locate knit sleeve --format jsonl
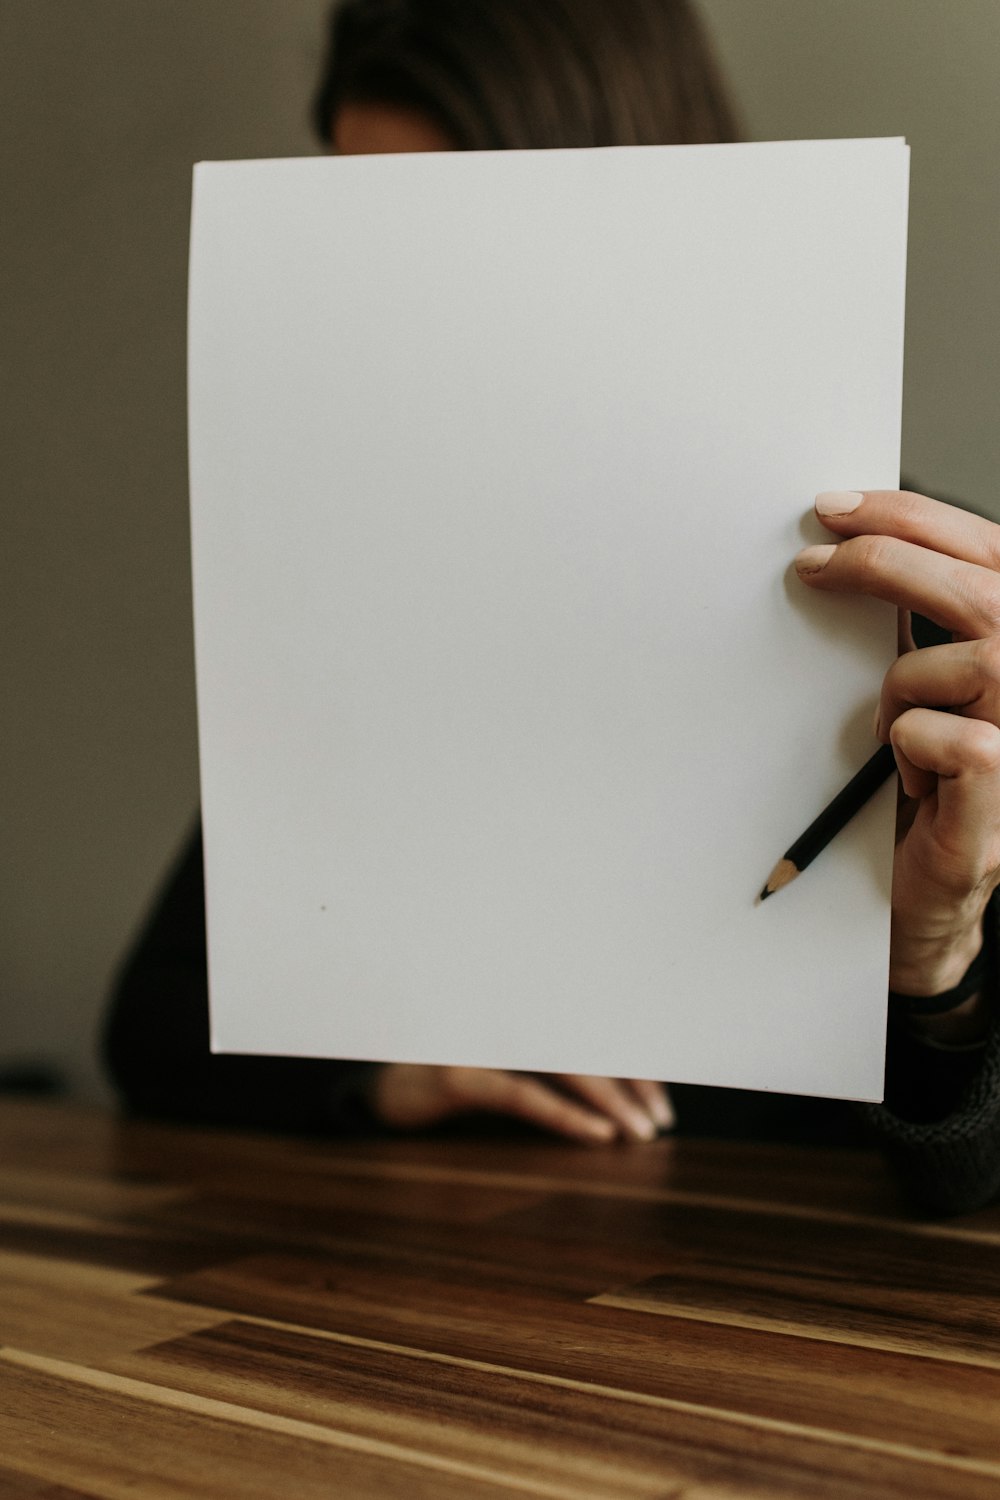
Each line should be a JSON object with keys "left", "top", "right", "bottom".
{"left": 102, "top": 824, "right": 382, "bottom": 1135}
{"left": 861, "top": 898, "right": 1000, "bottom": 1215}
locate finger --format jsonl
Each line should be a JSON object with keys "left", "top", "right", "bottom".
{"left": 625, "top": 1079, "right": 676, "bottom": 1131}
{"left": 814, "top": 490, "right": 1000, "bottom": 571}
{"left": 898, "top": 606, "right": 915, "bottom": 655}
{"left": 890, "top": 708, "right": 1000, "bottom": 873}
{"left": 879, "top": 638, "right": 1000, "bottom": 739}
{"left": 795, "top": 534, "right": 1000, "bottom": 641}
{"left": 559, "top": 1074, "right": 659, "bottom": 1140}
{"left": 889, "top": 720, "right": 936, "bottom": 802}
{"left": 458, "top": 1069, "right": 618, "bottom": 1144}
{"left": 370, "top": 1063, "right": 451, "bottom": 1129}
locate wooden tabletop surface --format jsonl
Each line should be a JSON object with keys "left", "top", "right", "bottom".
{"left": 3, "top": 1098, "right": 1000, "bottom": 1498}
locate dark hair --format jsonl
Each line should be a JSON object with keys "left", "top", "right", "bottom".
{"left": 313, "top": 0, "right": 738, "bottom": 151}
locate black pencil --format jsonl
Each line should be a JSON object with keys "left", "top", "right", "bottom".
{"left": 758, "top": 741, "right": 897, "bottom": 901}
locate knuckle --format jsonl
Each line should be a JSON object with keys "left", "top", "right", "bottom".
{"left": 967, "top": 510, "right": 1000, "bottom": 573}
{"left": 967, "top": 578, "right": 1000, "bottom": 634}
{"left": 976, "top": 636, "right": 1000, "bottom": 685}
{"left": 576, "top": 1077, "right": 609, "bottom": 1104}
{"left": 845, "top": 533, "right": 896, "bottom": 582}
{"left": 889, "top": 489, "right": 927, "bottom": 532}
{"left": 887, "top": 707, "right": 916, "bottom": 747}
{"left": 975, "top": 518, "right": 1000, "bottom": 571}
{"left": 962, "top": 719, "right": 1000, "bottom": 772}
{"left": 440, "top": 1067, "right": 475, "bottom": 1104}
{"left": 505, "top": 1075, "right": 539, "bottom": 1108}
{"left": 882, "top": 652, "right": 908, "bottom": 696}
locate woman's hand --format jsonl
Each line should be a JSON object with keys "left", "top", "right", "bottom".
{"left": 371, "top": 1063, "right": 673, "bottom": 1143}
{"left": 795, "top": 489, "right": 1000, "bottom": 1009}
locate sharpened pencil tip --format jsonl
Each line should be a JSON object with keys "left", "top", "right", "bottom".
{"left": 757, "top": 858, "right": 799, "bottom": 903}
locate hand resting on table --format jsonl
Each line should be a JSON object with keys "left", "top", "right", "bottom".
{"left": 371, "top": 1065, "right": 674, "bottom": 1142}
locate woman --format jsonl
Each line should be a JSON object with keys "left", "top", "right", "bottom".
{"left": 107, "top": 0, "right": 1000, "bottom": 1211}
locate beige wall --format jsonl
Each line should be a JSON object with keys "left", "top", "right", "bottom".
{"left": 701, "top": 0, "right": 1000, "bottom": 515}
{"left": 1, "top": 0, "right": 331, "bottom": 1097}
{"left": 2, "top": 1, "right": 998, "bottom": 1099}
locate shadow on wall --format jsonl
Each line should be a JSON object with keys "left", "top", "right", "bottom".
{"left": 0, "top": 1060, "right": 66, "bottom": 1098}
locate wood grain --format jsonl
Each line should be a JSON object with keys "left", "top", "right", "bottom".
{"left": 0, "top": 1249, "right": 221, "bottom": 1363}
{"left": 3, "top": 1098, "right": 1000, "bottom": 1498}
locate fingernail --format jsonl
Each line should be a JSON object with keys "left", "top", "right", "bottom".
{"left": 589, "top": 1117, "right": 617, "bottom": 1141}
{"left": 627, "top": 1111, "right": 657, "bottom": 1141}
{"left": 873, "top": 704, "right": 883, "bottom": 740}
{"left": 795, "top": 544, "right": 836, "bottom": 575}
{"left": 648, "top": 1092, "right": 675, "bottom": 1130}
{"left": 816, "top": 490, "right": 863, "bottom": 516}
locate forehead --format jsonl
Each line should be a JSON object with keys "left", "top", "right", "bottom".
{"left": 331, "top": 101, "right": 456, "bottom": 155}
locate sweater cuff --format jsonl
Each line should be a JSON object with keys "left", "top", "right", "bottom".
{"left": 861, "top": 1015, "right": 1000, "bottom": 1213}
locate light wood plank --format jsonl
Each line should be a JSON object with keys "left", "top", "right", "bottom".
{"left": 0, "top": 1354, "right": 536, "bottom": 1500}
{"left": 0, "top": 1249, "right": 224, "bottom": 1362}
{"left": 0, "top": 1166, "right": 184, "bottom": 1219}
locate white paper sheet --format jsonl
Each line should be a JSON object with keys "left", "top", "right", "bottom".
{"left": 189, "top": 138, "right": 909, "bottom": 1102}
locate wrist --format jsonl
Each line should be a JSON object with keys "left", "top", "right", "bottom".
{"left": 888, "top": 914, "right": 985, "bottom": 998}
{"left": 888, "top": 915, "right": 992, "bottom": 1046}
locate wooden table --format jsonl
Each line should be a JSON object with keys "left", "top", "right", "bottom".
{"left": 3, "top": 1099, "right": 1000, "bottom": 1498}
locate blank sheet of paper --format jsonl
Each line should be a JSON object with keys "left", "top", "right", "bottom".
{"left": 189, "top": 138, "right": 908, "bottom": 1102}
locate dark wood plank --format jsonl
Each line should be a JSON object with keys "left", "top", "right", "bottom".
{"left": 0, "top": 1206, "right": 264, "bottom": 1281}
{"left": 148, "top": 1190, "right": 670, "bottom": 1295}
{"left": 0, "top": 1465, "right": 98, "bottom": 1499}
{"left": 0, "top": 1098, "right": 326, "bottom": 1189}
{"left": 491, "top": 1191, "right": 1000, "bottom": 1363}
{"left": 7, "top": 1099, "right": 1000, "bottom": 1498}
{"left": 102, "top": 1322, "right": 1000, "bottom": 1500}
{"left": 152, "top": 1181, "right": 1000, "bottom": 1366}
{"left": 149, "top": 1251, "right": 1000, "bottom": 1464}
{"left": 309, "top": 1132, "right": 916, "bottom": 1221}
